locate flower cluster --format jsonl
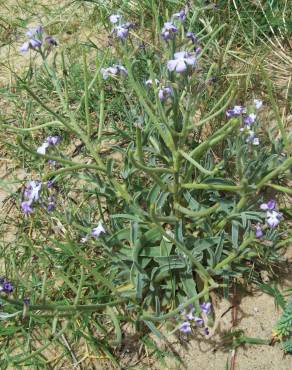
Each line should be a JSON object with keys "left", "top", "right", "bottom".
{"left": 20, "top": 25, "right": 57, "bottom": 53}
{"left": 101, "top": 65, "right": 128, "bottom": 80}
{"left": 21, "top": 179, "right": 58, "bottom": 215}
{"left": 260, "top": 199, "right": 282, "bottom": 228}
{"left": 21, "top": 180, "right": 42, "bottom": 215}
{"left": 161, "top": 9, "right": 186, "bottom": 41}
{"left": 37, "top": 135, "right": 60, "bottom": 155}
{"left": 227, "top": 99, "right": 263, "bottom": 145}
{"left": 145, "top": 79, "right": 173, "bottom": 102}
{"left": 109, "top": 14, "right": 133, "bottom": 40}
{"left": 167, "top": 51, "right": 196, "bottom": 73}
{"left": 0, "top": 277, "right": 14, "bottom": 294}
{"left": 179, "top": 301, "right": 211, "bottom": 335}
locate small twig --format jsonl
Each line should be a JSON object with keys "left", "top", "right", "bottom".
{"left": 61, "top": 334, "right": 81, "bottom": 370}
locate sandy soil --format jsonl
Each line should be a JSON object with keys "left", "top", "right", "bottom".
{"left": 160, "top": 286, "right": 292, "bottom": 370}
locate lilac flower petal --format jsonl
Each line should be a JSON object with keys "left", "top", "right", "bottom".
{"left": 260, "top": 203, "right": 269, "bottom": 211}
{"left": 37, "top": 142, "right": 49, "bottom": 155}
{"left": 186, "top": 32, "right": 197, "bottom": 44}
{"left": 254, "top": 99, "right": 263, "bottom": 109}
{"left": 116, "top": 65, "right": 128, "bottom": 75}
{"left": 267, "top": 199, "right": 276, "bottom": 210}
{"left": 47, "top": 202, "right": 55, "bottom": 212}
{"left": 20, "top": 41, "right": 30, "bottom": 53}
{"left": 167, "top": 59, "right": 178, "bottom": 72}
{"left": 174, "top": 51, "right": 187, "bottom": 59}
{"left": 175, "top": 60, "right": 187, "bottom": 73}
{"left": 2, "top": 281, "right": 14, "bottom": 293}
{"left": 266, "top": 211, "right": 282, "bottom": 228}
{"left": 200, "top": 302, "right": 211, "bottom": 314}
{"left": 161, "top": 22, "right": 177, "bottom": 40}
{"left": 145, "top": 79, "right": 159, "bottom": 87}
{"left": 29, "top": 38, "right": 42, "bottom": 49}
{"left": 173, "top": 10, "right": 186, "bottom": 22}
{"left": 21, "top": 201, "right": 33, "bottom": 215}
{"left": 204, "top": 327, "right": 210, "bottom": 335}
{"left": 46, "top": 136, "right": 60, "bottom": 146}
{"left": 255, "top": 224, "right": 263, "bottom": 238}
{"left": 194, "top": 316, "right": 204, "bottom": 325}
{"left": 185, "top": 56, "right": 196, "bottom": 66}
{"left": 179, "top": 321, "right": 192, "bottom": 333}
{"left": 114, "top": 26, "right": 129, "bottom": 39}
{"left": 45, "top": 35, "right": 57, "bottom": 46}
{"left": 109, "top": 14, "right": 121, "bottom": 24}
{"left": 92, "top": 222, "right": 106, "bottom": 238}
{"left": 244, "top": 113, "right": 257, "bottom": 125}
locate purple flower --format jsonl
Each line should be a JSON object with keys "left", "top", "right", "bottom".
{"left": 109, "top": 14, "right": 121, "bottom": 24}
{"left": 2, "top": 281, "right": 14, "bottom": 293}
{"left": 186, "top": 32, "right": 197, "bottom": 44}
{"left": 244, "top": 113, "right": 256, "bottom": 125}
{"left": 145, "top": 79, "right": 159, "bottom": 87}
{"left": 179, "top": 321, "right": 192, "bottom": 333}
{"left": 255, "top": 223, "right": 264, "bottom": 238}
{"left": 26, "top": 25, "right": 43, "bottom": 38}
{"left": 195, "top": 47, "right": 201, "bottom": 55}
{"left": 167, "top": 51, "right": 196, "bottom": 73}
{"left": 45, "top": 35, "right": 57, "bottom": 46}
{"left": 47, "top": 201, "right": 55, "bottom": 212}
{"left": 226, "top": 105, "right": 246, "bottom": 117}
{"left": 23, "top": 297, "right": 30, "bottom": 305}
{"left": 260, "top": 199, "right": 276, "bottom": 211}
{"left": 37, "top": 142, "right": 49, "bottom": 155}
{"left": 101, "top": 65, "right": 127, "bottom": 80}
{"left": 46, "top": 136, "right": 60, "bottom": 146}
{"left": 200, "top": 302, "right": 211, "bottom": 315}
{"left": 204, "top": 327, "right": 210, "bottom": 335}
{"left": 21, "top": 201, "right": 33, "bottom": 215}
{"left": 245, "top": 129, "right": 259, "bottom": 145}
{"left": 172, "top": 10, "right": 186, "bottom": 22}
{"left": 161, "top": 22, "right": 178, "bottom": 41}
{"left": 116, "top": 65, "right": 128, "bottom": 76}
{"left": 20, "top": 26, "right": 44, "bottom": 53}
{"left": 241, "top": 126, "right": 259, "bottom": 145}
{"left": 101, "top": 66, "right": 118, "bottom": 80}
{"left": 113, "top": 25, "right": 129, "bottom": 39}
{"left": 194, "top": 316, "right": 204, "bottom": 326}
{"left": 266, "top": 210, "right": 282, "bottom": 228}
{"left": 92, "top": 222, "right": 106, "bottom": 238}
{"left": 254, "top": 99, "right": 263, "bottom": 109}
{"left": 158, "top": 86, "right": 173, "bottom": 101}
{"left": 47, "top": 180, "right": 54, "bottom": 188}
{"left": 25, "top": 181, "right": 42, "bottom": 203}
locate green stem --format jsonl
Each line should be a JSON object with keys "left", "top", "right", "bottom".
{"left": 2, "top": 121, "right": 63, "bottom": 132}
{"left": 0, "top": 295, "right": 125, "bottom": 312}
{"left": 213, "top": 235, "right": 254, "bottom": 271}
{"left": 256, "top": 157, "right": 292, "bottom": 189}
{"left": 182, "top": 182, "right": 241, "bottom": 191}
{"left": 266, "top": 183, "right": 292, "bottom": 195}
{"left": 140, "top": 284, "right": 220, "bottom": 321}
{"left": 174, "top": 203, "right": 219, "bottom": 218}
{"left": 179, "top": 150, "right": 217, "bottom": 175}
{"left": 42, "top": 164, "right": 104, "bottom": 181}
{"left": 83, "top": 50, "right": 91, "bottom": 137}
